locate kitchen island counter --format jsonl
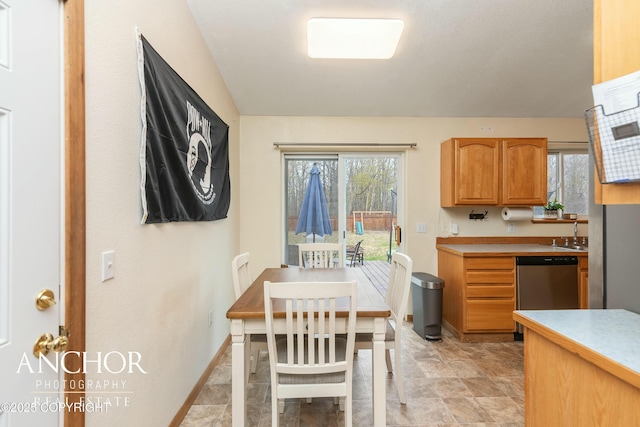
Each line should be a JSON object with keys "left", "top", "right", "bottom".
{"left": 514, "top": 309, "right": 640, "bottom": 426}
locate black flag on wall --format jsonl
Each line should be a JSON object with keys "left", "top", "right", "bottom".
{"left": 138, "top": 34, "right": 230, "bottom": 223}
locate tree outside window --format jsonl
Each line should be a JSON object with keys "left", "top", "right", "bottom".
{"left": 535, "top": 150, "right": 589, "bottom": 217}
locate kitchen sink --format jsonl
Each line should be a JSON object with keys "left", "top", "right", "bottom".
{"left": 548, "top": 244, "right": 588, "bottom": 251}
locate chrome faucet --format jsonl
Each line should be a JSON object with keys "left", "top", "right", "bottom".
{"left": 573, "top": 221, "right": 578, "bottom": 245}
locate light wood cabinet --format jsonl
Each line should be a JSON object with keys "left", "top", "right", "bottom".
{"left": 466, "top": 300, "right": 516, "bottom": 332}
{"left": 464, "top": 257, "right": 516, "bottom": 332}
{"left": 440, "top": 137, "right": 547, "bottom": 207}
{"left": 593, "top": 0, "right": 640, "bottom": 204}
{"left": 441, "top": 138, "right": 500, "bottom": 205}
{"left": 501, "top": 139, "right": 548, "bottom": 205}
{"left": 515, "top": 311, "right": 640, "bottom": 426}
{"left": 439, "top": 251, "right": 516, "bottom": 341}
{"left": 578, "top": 256, "right": 589, "bottom": 308}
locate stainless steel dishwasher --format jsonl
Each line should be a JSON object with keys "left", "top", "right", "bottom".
{"left": 516, "top": 255, "right": 579, "bottom": 333}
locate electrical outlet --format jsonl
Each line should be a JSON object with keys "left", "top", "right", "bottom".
{"left": 440, "top": 222, "right": 449, "bottom": 234}
{"left": 208, "top": 309, "right": 213, "bottom": 327}
{"left": 507, "top": 223, "right": 516, "bottom": 233}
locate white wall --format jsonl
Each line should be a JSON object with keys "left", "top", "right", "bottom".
{"left": 239, "top": 116, "right": 589, "bottom": 275}
{"left": 84, "top": 1, "right": 239, "bottom": 425}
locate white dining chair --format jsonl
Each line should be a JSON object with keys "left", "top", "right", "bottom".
{"left": 298, "top": 242, "right": 343, "bottom": 268}
{"left": 305, "top": 234, "right": 325, "bottom": 243}
{"left": 354, "top": 252, "right": 413, "bottom": 404}
{"left": 264, "top": 280, "right": 357, "bottom": 427}
{"left": 231, "top": 252, "right": 268, "bottom": 374}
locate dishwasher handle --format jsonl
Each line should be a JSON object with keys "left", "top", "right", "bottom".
{"left": 516, "top": 256, "right": 578, "bottom": 266}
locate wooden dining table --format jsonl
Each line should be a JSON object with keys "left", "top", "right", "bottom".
{"left": 226, "top": 266, "right": 391, "bottom": 427}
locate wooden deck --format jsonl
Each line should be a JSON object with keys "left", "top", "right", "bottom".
{"left": 355, "top": 260, "right": 390, "bottom": 297}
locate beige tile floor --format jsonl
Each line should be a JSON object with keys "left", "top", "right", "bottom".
{"left": 180, "top": 324, "right": 524, "bottom": 426}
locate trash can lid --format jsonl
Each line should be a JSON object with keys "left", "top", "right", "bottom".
{"left": 411, "top": 272, "right": 445, "bottom": 289}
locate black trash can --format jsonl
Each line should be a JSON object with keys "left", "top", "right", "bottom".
{"left": 411, "top": 272, "right": 445, "bottom": 341}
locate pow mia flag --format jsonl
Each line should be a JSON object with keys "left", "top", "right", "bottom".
{"left": 137, "top": 34, "right": 230, "bottom": 223}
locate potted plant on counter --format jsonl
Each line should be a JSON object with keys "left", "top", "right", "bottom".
{"left": 543, "top": 199, "right": 564, "bottom": 219}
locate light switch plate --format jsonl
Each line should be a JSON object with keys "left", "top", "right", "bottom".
{"left": 101, "top": 250, "right": 115, "bottom": 282}
{"left": 416, "top": 223, "right": 427, "bottom": 233}
{"left": 451, "top": 222, "right": 459, "bottom": 235}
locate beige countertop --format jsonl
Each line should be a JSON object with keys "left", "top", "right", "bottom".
{"left": 514, "top": 309, "right": 640, "bottom": 381}
{"left": 436, "top": 243, "right": 588, "bottom": 256}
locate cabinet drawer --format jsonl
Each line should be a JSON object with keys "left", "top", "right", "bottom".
{"left": 465, "top": 299, "right": 516, "bottom": 332}
{"left": 465, "top": 257, "right": 514, "bottom": 270}
{"left": 467, "top": 285, "right": 515, "bottom": 298}
{"left": 466, "top": 270, "right": 514, "bottom": 284}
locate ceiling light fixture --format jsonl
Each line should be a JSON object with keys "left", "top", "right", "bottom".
{"left": 307, "top": 18, "right": 404, "bottom": 59}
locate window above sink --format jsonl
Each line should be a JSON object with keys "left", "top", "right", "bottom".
{"left": 533, "top": 143, "right": 589, "bottom": 221}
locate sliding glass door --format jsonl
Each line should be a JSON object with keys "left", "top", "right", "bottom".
{"left": 343, "top": 155, "right": 401, "bottom": 264}
{"left": 284, "top": 153, "right": 402, "bottom": 266}
{"left": 284, "top": 156, "right": 339, "bottom": 265}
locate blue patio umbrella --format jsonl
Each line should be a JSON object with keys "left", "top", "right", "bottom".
{"left": 295, "top": 164, "right": 332, "bottom": 242}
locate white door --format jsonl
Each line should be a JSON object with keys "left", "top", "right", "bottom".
{"left": 0, "top": 0, "right": 63, "bottom": 425}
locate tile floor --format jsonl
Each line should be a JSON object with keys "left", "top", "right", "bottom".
{"left": 180, "top": 324, "right": 524, "bottom": 426}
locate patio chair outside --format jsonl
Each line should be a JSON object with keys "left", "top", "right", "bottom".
{"left": 345, "top": 240, "right": 363, "bottom": 267}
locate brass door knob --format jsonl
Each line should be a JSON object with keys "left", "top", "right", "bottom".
{"left": 35, "top": 289, "right": 57, "bottom": 311}
{"left": 51, "top": 335, "right": 69, "bottom": 353}
{"left": 33, "top": 332, "right": 68, "bottom": 358}
{"left": 33, "top": 333, "right": 54, "bottom": 358}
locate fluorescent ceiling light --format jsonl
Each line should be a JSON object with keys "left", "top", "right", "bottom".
{"left": 307, "top": 18, "right": 404, "bottom": 59}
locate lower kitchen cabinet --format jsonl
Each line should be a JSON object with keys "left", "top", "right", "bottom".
{"left": 515, "top": 310, "right": 640, "bottom": 426}
{"left": 579, "top": 256, "right": 589, "bottom": 308}
{"left": 439, "top": 251, "right": 516, "bottom": 342}
{"left": 437, "top": 242, "right": 589, "bottom": 342}
{"left": 466, "top": 300, "right": 516, "bottom": 331}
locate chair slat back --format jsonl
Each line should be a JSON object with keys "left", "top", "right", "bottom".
{"left": 385, "top": 252, "right": 413, "bottom": 323}
{"left": 264, "top": 281, "right": 357, "bottom": 375}
{"left": 231, "top": 252, "right": 252, "bottom": 299}
{"left": 298, "top": 243, "right": 343, "bottom": 268}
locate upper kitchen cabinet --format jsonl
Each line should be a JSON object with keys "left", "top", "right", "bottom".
{"left": 593, "top": 0, "right": 640, "bottom": 204}
{"left": 441, "top": 138, "right": 499, "bottom": 206}
{"left": 441, "top": 137, "right": 547, "bottom": 207}
{"left": 501, "top": 139, "right": 547, "bottom": 205}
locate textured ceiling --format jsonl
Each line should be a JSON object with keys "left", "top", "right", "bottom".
{"left": 187, "top": 0, "right": 593, "bottom": 118}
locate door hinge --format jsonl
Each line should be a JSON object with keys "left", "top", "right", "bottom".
{"left": 59, "top": 325, "right": 70, "bottom": 338}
